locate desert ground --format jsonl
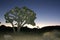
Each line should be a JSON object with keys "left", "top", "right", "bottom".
{"left": 0, "top": 30, "right": 60, "bottom": 40}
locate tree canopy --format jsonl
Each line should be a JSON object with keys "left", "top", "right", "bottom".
{"left": 4, "top": 6, "right": 36, "bottom": 32}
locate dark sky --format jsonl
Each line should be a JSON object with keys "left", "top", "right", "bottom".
{"left": 0, "top": 0, "right": 60, "bottom": 28}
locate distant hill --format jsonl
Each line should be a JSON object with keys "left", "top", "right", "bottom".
{"left": 0, "top": 25, "right": 60, "bottom": 34}
{"left": 20, "top": 25, "right": 60, "bottom": 33}
{"left": 40, "top": 26, "right": 60, "bottom": 33}
{"left": 0, "top": 25, "right": 13, "bottom": 32}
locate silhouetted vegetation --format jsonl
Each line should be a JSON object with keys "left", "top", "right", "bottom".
{"left": 0, "top": 25, "right": 13, "bottom": 33}
{"left": 0, "top": 25, "right": 60, "bottom": 34}
{"left": 0, "top": 22, "right": 1, "bottom": 24}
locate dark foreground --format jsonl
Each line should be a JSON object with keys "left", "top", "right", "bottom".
{"left": 0, "top": 25, "right": 60, "bottom": 40}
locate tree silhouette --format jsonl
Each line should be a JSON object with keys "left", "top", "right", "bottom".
{"left": 0, "top": 22, "right": 1, "bottom": 24}
{"left": 4, "top": 6, "right": 36, "bottom": 32}
{"left": 0, "top": 22, "right": 1, "bottom": 26}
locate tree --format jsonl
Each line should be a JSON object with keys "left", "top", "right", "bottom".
{"left": 0, "top": 22, "right": 1, "bottom": 24}
{"left": 0, "top": 22, "right": 1, "bottom": 26}
{"left": 4, "top": 6, "right": 36, "bottom": 32}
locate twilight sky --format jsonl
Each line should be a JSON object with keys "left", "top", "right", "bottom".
{"left": 0, "top": 0, "right": 60, "bottom": 28}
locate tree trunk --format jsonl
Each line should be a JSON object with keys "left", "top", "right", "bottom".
{"left": 11, "top": 23, "right": 16, "bottom": 33}
{"left": 17, "top": 27, "right": 20, "bottom": 33}
{"left": 17, "top": 22, "right": 21, "bottom": 33}
{"left": 17, "top": 24, "right": 21, "bottom": 32}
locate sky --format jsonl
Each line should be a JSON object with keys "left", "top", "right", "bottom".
{"left": 0, "top": 0, "right": 60, "bottom": 28}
